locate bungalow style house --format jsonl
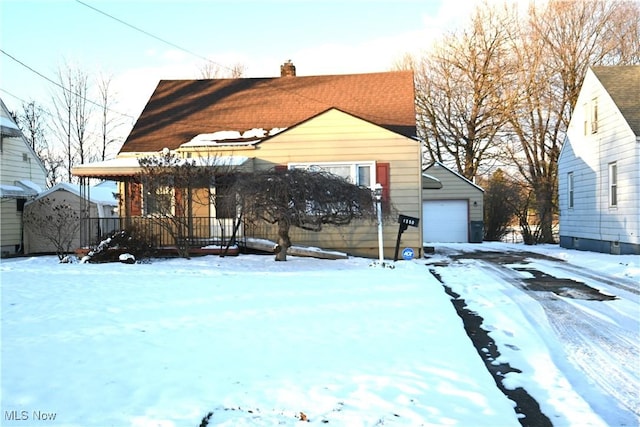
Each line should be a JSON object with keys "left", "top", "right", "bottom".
{"left": 73, "top": 63, "right": 423, "bottom": 259}
{"left": 0, "top": 97, "right": 47, "bottom": 257}
{"left": 558, "top": 65, "right": 640, "bottom": 255}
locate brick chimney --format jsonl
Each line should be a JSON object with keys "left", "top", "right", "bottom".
{"left": 280, "top": 60, "right": 296, "bottom": 77}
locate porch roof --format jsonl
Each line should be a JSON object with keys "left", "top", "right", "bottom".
{"left": 72, "top": 156, "right": 250, "bottom": 180}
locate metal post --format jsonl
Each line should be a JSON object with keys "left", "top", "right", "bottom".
{"left": 374, "top": 183, "right": 384, "bottom": 265}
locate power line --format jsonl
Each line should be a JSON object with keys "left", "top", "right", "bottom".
{"left": 75, "top": 0, "right": 232, "bottom": 73}
{"left": 0, "top": 49, "right": 135, "bottom": 120}
{"left": 73, "top": 0, "right": 404, "bottom": 126}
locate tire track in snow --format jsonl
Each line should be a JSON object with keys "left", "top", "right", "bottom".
{"left": 472, "top": 258, "right": 639, "bottom": 421}
{"left": 542, "top": 298, "right": 639, "bottom": 417}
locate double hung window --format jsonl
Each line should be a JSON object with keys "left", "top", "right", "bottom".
{"left": 289, "top": 161, "right": 376, "bottom": 188}
{"left": 144, "top": 186, "right": 173, "bottom": 215}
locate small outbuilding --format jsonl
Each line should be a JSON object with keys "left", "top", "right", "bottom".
{"left": 24, "top": 181, "right": 118, "bottom": 254}
{"left": 422, "top": 162, "right": 484, "bottom": 244}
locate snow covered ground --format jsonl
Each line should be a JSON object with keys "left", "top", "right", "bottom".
{"left": 1, "top": 243, "right": 638, "bottom": 427}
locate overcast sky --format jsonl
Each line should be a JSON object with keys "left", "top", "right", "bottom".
{"left": 1, "top": 0, "right": 478, "bottom": 121}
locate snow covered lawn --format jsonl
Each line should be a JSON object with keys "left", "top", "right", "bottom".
{"left": 1, "top": 245, "right": 637, "bottom": 426}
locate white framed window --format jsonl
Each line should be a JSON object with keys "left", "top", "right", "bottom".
{"left": 567, "top": 172, "right": 574, "bottom": 209}
{"left": 288, "top": 161, "right": 376, "bottom": 188}
{"left": 608, "top": 162, "right": 617, "bottom": 207}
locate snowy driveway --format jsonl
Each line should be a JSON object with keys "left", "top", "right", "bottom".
{"left": 427, "top": 244, "right": 639, "bottom": 426}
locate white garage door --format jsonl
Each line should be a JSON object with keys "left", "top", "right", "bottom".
{"left": 423, "top": 200, "right": 468, "bottom": 243}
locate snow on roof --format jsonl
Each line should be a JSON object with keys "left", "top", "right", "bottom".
{"left": 89, "top": 181, "right": 119, "bottom": 205}
{"left": 422, "top": 173, "right": 441, "bottom": 182}
{"left": 0, "top": 180, "right": 42, "bottom": 198}
{"left": 73, "top": 155, "right": 250, "bottom": 178}
{"left": 1, "top": 120, "right": 23, "bottom": 137}
{"left": 33, "top": 182, "right": 118, "bottom": 206}
{"left": 424, "top": 161, "right": 485, "bottom": 192}
{"left": 1, "top": 115, "right": 20, "bottom": 131}
{"left": 181, "top": 127, "right": 287, "bottom": 148}
{"left": 74, "top": 157, "right": 141, "bottom": 170}
{"left": 0, "top": 185, "right": 27, "bottom": 198}
{"left": 16, "top": 179, "right": 42, "bottom": 194}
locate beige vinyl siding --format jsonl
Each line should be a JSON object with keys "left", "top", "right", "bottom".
{"left": 23, "top": 190, "right": 103, "bottom": 254}
{"left": 252, "top": 109, "right": 422, "bottom": 258}
{"left": 422, "top": 164, "right": 484, "bottom": 222}
{"left": 139, "top": 109, "right": 422, "bottom": 258}
{"left": 0, "top": 198, "right": 23, "bottom": 253}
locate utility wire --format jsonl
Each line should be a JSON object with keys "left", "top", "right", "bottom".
{"left": 75, "top": 0, "right": 231, "bottom": 73}
{"left": 0, "top": 88, "right": 125, "bottom": 143}
{"left": 0, "top": 49, "right": 136, "bottom": 120}
{"left": 73, "top": 0, "right": 403, "bottom": 126}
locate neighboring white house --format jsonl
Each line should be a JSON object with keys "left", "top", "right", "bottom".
{"left": 558, "top": 65, "right": 640, "bottom": 255}
{"left": 0, "top": 97, "right": 47, "bottom": 256}
{"left": 23, "top": 181, "right": 119, "bottom": 254}
{"left": 422, "top": 161, "right": 484, "bottom": 244}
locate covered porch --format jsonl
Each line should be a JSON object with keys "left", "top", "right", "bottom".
{"left": 71, "top": 156, "right": 252, "bottom": 256}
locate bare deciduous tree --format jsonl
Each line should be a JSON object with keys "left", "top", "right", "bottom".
{"left": 18, "top": 100, "right": 48, "bottom": 158}
{"left": 51, "top": 61, "right": 94, "bottom": 183}
{"left": 481, "top": 169, "right": 523, "bottom": 241}
{"left": 96, "top": 73, "right": 123, "bottom": 161}
{"left": 23, "top": 197, "right": 83, "bottom": 260}
{"left": 199, "top": 61, "right": 246, "bottom": 79}
{"left": 16, "top": 100, "right": 65, "bottom": 188}
{"left": 414, "top": 1, "right": 518, "bottom": 180}
{"left": 503, "top": 0, "right": 638, "bottom": 243}
{"left": 232, "top": 168, "right": 376, "bottom": 261}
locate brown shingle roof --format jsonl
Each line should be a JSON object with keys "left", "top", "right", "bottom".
{"left": 119, "top": 71, "right": 417, "bottom": 153}
{"left": 592, "top": 65, "right": 640, "bottom": 135}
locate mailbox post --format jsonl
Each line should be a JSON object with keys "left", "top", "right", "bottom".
{"left": 394, "top": 214, "right": 420, "bottom": 261}
{"left": 373, "top": 183, "right": 384, "bottom": 265}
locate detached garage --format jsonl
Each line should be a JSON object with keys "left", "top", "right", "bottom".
{"left": 422, "top": 162, "right": 484, "bottom": 244}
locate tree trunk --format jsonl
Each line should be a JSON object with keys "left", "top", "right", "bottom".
{"left": 275, "top": 219, "right": 291, "bottom": 261}
{"left": 535, "top": 188, "right": 556, "bottom": 244}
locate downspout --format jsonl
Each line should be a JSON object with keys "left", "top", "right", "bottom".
{"left": 19, "top": 199, "right": 24, "bottom": 254}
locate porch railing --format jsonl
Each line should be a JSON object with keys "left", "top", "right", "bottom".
{"left": 79, "top": 216, "right": 245, "bottom": 249}
{"left": 79, "top": 216, "right": 325, "bottom": 253}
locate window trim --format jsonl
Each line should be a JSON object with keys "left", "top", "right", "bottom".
{"left": 591, "top": 98, "right": 598, "bottom": 134}
{"left": 608, "top": 162, "right": 617, "bottom": 207}
{"left": 288, "top": 161, "right": 377, "bottom": 188}
{"left": 143, "top": 184, "right": 174, "bottom": 216}
{"left": 567, "top": 172, "right": 574, "bottom": 209}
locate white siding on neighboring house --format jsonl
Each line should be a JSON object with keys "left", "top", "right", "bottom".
{"left": 558, "top": 66, "right": 640, "bottom": 254}
{"left": 0, "top": 98, "right": 47, "bottom": 256}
